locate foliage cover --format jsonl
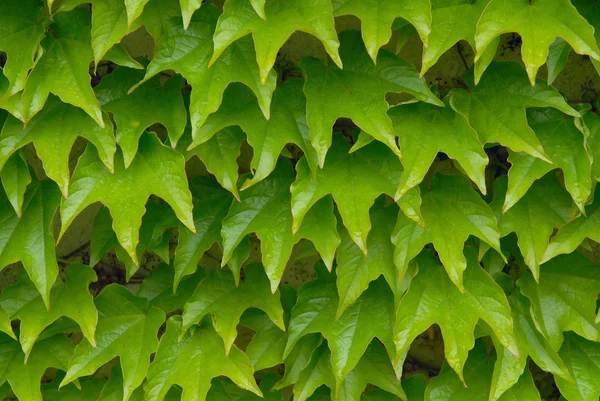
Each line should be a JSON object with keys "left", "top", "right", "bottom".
{"left": 0, "top": 0, "right": 600, "bottom": 400}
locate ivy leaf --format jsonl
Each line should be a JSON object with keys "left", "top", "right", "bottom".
{"left": 181, "top": 264, "right": 285, "bottom": 352}
{"left": 293, "top": 341, "right": 335, "bottom": 401}
{"left": 56, "top": 0, "right": 142, "bottom": 66}
{"left": 242, "top": 285, "right": 296, "bottom": 371}
{"left": 389, "top": 100, "right": 488, "bottom": 196}
{"left": 274, "top": 334, "right": 323, "bottom": 390}
{"left": 332, "top": 0, "right": 430, "bottom": 62}
{"left": 90, "top": 201, "right": 177, "bottom": 279}
{"left": 95, "top": 67, "right": 187, "bottom": 168}
{"left": 42, "top": 378, "right": 105, "bottom": 401}
{"left": 0, "top": 307, "right": 14, "bottom": 340}
{"left": 487, "top": 289, "right": 572, "bottom": 401}
{"left": 60, "top": 132, "right": 195, "bottom": 266}
{"left": 0, "top": 96, "right": 115, "bottom": 197}
{"left": 556, "top": 332, "right": 600, "bottom": 401}
{"left": 124, "top": 0, "right": 150, "bottom": 25}
{"left": 60, "top": 285, "right": 166, "bottom": 401}
{"left": 133, "top": 4, "right": 276, "bottom": 143}
{"left": 0, "top": 333, "right": 73, "bottom": 401}
{"left": 138, "top": 0, "right": 182, "bottom": 40}
{"left": 392, "top": 174, "right": 502, "bottom": 290}
{"left": 543, "top": 186, "right": 600, "bottom": 262}
{"left": 292, "top": 135, "right": 421, "bottom": 255}
{"left": 285, "top": 264, "right": 396, "bottom": 385}
{"left": 185, "top": 126, "right": 244, "bottom": 199}
{"left": 144, "top": 316, "right": 261, "bottom": 401}
{"left": 546, "top": 38, "right": 572, "bottom": 85}
{"left": 518, "top": 252, "right": 600, "bottom": 350}
{"left": 475, "top": 0, "right": 600, "bottom": 84}
{"left": 0, "top": 151, "right": 31, "bottom": 216}
{"left": 395, "top": 249, "right": 517, "bottom": 382}
{"left": 174, "top": 177, "right": 233, "bottom": 290}
{"left": 97, "top": 366, "right": 144, "bottom": 401}
{"left": 0, "top": 0, "right": 47, "bottom": 97}
{"left": 425, "top": 340, "right": 539, "bottom": 401}
{"left": 137, "top": 263, "right": 206, "bottom": 315}
{"left": 0, "top": 180, "right": 61, "bottom": 308}
{"left": 420, "top": 0, "right": 495, "bottom": 78}
{"left": 212, "top": 0, "right": 341, "bottom": 83}
{"left": 192, "top": 79, "right": 319, "bottom": 191}
{"left": 337, "top": 341, "right": 406, "bottom": 401}
{"left": 301, "top": 30, "right": 442, "bottom": 166}
{"left": 208, "top": 375, "right": 282, "bottom": 401}
{"left": 21, "top": 8, "right": 104, "bottom": 127}
{"left": 222, "top": 159, "right": 340, "bottom": 291}
{"left": 449, "top": 62, "right": 579, "bottom": 162}
{"left": 490, "top": 175, "right": 572, "bottom": 280}
{"left": 0, "top": 264, "right": 97, "bottom": 360}
{"left": 510, "top": 108, "right": 592, "bottom": 213}
{"left": 335, "top": 203, "right": 398, "bottom": 317}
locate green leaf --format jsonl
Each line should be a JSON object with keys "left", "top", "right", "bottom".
{"left": 394, "top": 249, "right": 517, "bottom": 382}
{"left": 518, "top": 252, "right": 600, "bottom": 350}
{"left": 420, "top": 0, "right": 495, "bottom": 78}
{"left": 392, "top": 174, "right": 502, "bottom": 290}
{"left": 510, "top": 108, "right": 592, "bottom": 213}
{"left": 337, "top": 341, "right": 406, "bottom": 401}
{"left": 193, "top": 79, "right": 319, "bottom": 191}
{"left": 60, "top": 132, "right": 195, "bottom": 266}
{"left": 490, "top": 174, "right": 572, "bottom": 280}
{"left": 212, "top": 0, "right": 341, "bottom": 82}
{"left": 138, "top": 0, "right": 182, "bottom": 40}
{"left": 21, "top": 8, "right": 104, "bottom": 127}
{"left": 546, "top": 38, "right": 572, "bottom": 85}
{"left": 292, "top": 135, "right": 421, "bottom": 256}
{"left": 487, "top": 289, "right": 571, "bottom": 401}
{"left": 0, "top": 0, "right": 46, "bottom": 97}
{"left": 98, "top": 366, "right": 144, "bottom": 401}
{"left": 42, "top": 378, "right": 105, "bottom": 401}
{"left": 301, "top": 30, "right": 442, "bottom": 166}
{"left": 181, "top": 263, "right": 285, "bottom": 352}
{"left": 242, "top": 285, "right": 296, "bottom": 371}
{"left": 274, "top": 334, "right": 323, "bottom": 390}
{"left": 173, "top": 176, "right": 233, "bottom": 290}
{"left": 556, "top": 332, "right": 600, "bottom": 401}
{"left": 61, "top": 285, "right": 166, "bottom": 401}
{"left": 0, "top": 151, "right": 31, "bottom": 216}
{"left": 144, "top": 316, "right": 261, "bottom": 401}
{"left": 222, "top": 159, "right": 340, "bottom": 291}
{"left": 0, "top": 96, "right": 115, "bottom": 197}
{"left": 104, "top": 44, "right": 144, "bottom": 70}
{"left": 389, "top": 100, "right": 488, "bottom": 195}
{"left": 0, "top": 180, "right": 61, "bottom": 308}
{"left": 133, "top": 4, "right": 276, "bottom": 143}
{"left": 184, "top": 126, "right": 244, "bottom": 199}
{"left": 57, "top": 0, "right": 142, "bottom": 67}
{"left": 475, "top": 0, "right": 600, "bottom": 84}
{"left": 292, "top": 341, "right": 335, "bottom": 401}
{"left": 208, "top": 375, "right": 282, "bottom": 401}
{"left": 0, "top": 333, "right": 73, "bottom": 401}
{"left": 285, "top": 264, "right": 396, "bottom": 385}
{"left": 95, "top": 67, "right": 187, "bottom": 167}
{"left": 543, "top": 186, "right": 600, "bottom": 262}
{"left": 137, "top": 263, "right": 206, "bottom": 315}
{"left": 0, "top": 306, "right": 15, "bottom": 340}
{"left": 335, "top": 203, "right": 398, "bottom": 317}
{"left": 90, "top": 201, "right": 177, "bottom": 280}
{"left": 332, "top": 0, "right": 430, "bottom": 62}
{"left": 425, "top": 339, "right": 493, "bottom": 401}
{"left": 449, "top": 62, "right": 579, "bottom": 162}
{"left": 0, "top": 264, "right": 97, "bottom": 360}
{"left": 584, "top": 109, "right": 600, "bottom": 182}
